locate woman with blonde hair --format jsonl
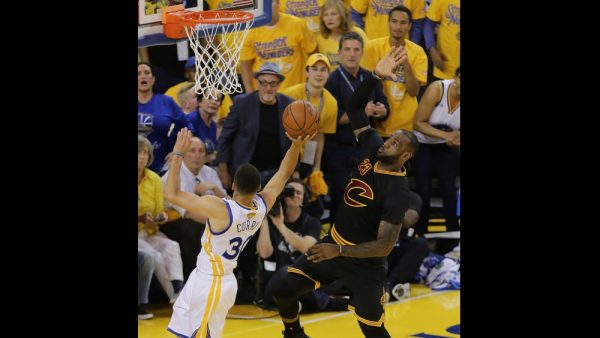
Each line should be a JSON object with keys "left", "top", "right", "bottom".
{"left": 317, "top": 0, "right": 368, "bottom": 70}
{"left": 138, "top": 134, "right": 185, "bottom": 304}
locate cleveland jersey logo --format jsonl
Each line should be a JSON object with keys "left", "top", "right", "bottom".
{"left": 344, "top": 178, "right": 374, "bottom": 207}
{"left": 358, "top": 159, "right": 372, "bottom": 176}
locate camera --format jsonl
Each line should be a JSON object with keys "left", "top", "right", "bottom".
{"left": 282, "top": 186, "right": 295, "bottom": 198}
{"left": 269, "top": 186, "right": 296, "bottom": 217}
{"left": 269, "top": 196, "right": 283, "bottom": 217}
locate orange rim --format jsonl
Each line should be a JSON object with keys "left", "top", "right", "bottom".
{"left": 166, "top": 10, "right": 254, "bottom": 27}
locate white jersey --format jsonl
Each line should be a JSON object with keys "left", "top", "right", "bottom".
{"left": 414, "top": 79, "right": 461, "bottom": 144}
{"left": 196, "top": 194, "right": 267, "bottom": 276}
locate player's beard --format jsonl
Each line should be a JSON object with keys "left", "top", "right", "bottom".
{"left": 376, "top": 153, "right": 397, "bottom": 165}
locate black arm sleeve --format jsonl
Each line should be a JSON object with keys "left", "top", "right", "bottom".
{"left": 348, "top": 74, "right": 384, "bottom": 156}
{"left": 346, "top": 74, "right": 378, "bottom": 131}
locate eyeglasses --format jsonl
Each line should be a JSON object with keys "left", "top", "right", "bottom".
{"left": 258, "top": 80, "right": 280, "bottom": 88}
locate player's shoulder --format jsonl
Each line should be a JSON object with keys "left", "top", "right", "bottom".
{"left": 380, "top": 175, "right": 410, "bottom": 201}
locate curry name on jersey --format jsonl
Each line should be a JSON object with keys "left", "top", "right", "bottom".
{"left": 196, "top": 195, "right": 267, "bottom": 275}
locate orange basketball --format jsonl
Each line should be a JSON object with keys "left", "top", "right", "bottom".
{"left": 282, "top": 100, "right": 320, "bottom": 138}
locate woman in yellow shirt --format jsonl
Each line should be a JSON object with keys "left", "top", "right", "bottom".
{"left": 316, "top": 0, "right": 368, "bottom": 70}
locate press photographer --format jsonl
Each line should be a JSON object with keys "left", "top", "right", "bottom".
{"left": 255, "top": 178, "right": 347, "bottom": 312}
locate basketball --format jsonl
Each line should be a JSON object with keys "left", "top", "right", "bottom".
{"left": 282, "top": 100, "right": 320, "bottom": 138}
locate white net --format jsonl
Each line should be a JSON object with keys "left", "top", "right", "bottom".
{"left": 184, "top": 12, "right": 254, "bottom": 100}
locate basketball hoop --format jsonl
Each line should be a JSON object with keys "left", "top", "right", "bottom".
{"left": 163, "top": 5, "right": 255, "bottom": 99}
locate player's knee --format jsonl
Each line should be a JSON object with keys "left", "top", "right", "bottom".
{"left": 267, "top": 269, "right": 296, "bottom": 302}
{"left": 268, "top": 268, "right": 312, "bottom": 304}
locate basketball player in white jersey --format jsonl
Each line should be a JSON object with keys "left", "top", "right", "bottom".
{"left": 164, "top": 127, "right": 313, "bottom": 338}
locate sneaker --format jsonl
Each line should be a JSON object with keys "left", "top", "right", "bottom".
{"left": 282, "top": 327, "right": 310, "bottom": 338}
{"left": 138, "top": 305, "right": 154, "bottom": 320}
{"left": 391, "top": 283, "right": 410, "bottom": 301}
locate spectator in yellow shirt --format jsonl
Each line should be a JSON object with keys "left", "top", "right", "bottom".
{"left": 240, "top": 0, "right": 317, "bottom": 92}
{"left": 361, "top": 5, "right": 428, "bottom": 137}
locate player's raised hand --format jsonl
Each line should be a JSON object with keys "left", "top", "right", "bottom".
{"left": 173, "top": 128, "right": 193, "bottom": 154}
{"left": 374, "top": 46, "right": 408, "bottom": 82}
{"left": 285, "top": 132, "right": 317, "bottom": 147}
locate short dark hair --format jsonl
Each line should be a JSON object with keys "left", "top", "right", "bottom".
{"left": 338, "top": 31, "right": 364, "bottom": 51}
{"left": 285, "top": 177, "right": 310, "bottom": 206}
{"left": 455, "top": 66, "right": 460, "bottom": 77}
{"left": 389, "top": 5, "right": 412, "bottom": 23}
{"left": 233, "top": 164, "right": 261, "bottom": 195}
{"left": 399, "top": 129, "right": 419, "bottom": 154}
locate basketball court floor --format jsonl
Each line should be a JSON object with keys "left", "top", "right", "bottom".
{"left": 138, "top": 285, "right": 460, "bottom": 337}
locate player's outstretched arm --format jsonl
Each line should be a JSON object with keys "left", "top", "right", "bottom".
{"left": 259, "top": 133, "right": 314, "bottom": 210}
{"left": 306, "top": 220, "right": 401, "bottom": 262}
{"left": 164, "top": 128, "right": 227, "bottom": 221}
{"left": 347, "top": 47, "right": 407, "bottom": 136}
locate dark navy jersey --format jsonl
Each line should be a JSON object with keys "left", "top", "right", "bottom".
{"left": 325, "top": 129, "right": 410, "bottom": 267}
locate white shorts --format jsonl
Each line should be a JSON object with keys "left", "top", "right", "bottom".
{"left": 167, "top": 268, "right": 237, "bottom": 338}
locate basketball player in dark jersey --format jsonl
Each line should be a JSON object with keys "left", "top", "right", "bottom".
{"left": 269, "top": 47, "right": 418, "bottom": 338}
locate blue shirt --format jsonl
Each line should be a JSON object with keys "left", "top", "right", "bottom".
{"left": 138, "top": 94, "right": 196, "bottom": 173}
{"left": 187, "top": 110, "right": 218, "bottom": 154}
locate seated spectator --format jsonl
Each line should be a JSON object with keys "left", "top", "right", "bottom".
{"left": 138, "top": 250, "right": 155, "bottom": 320}
{"left": 256, "top": 179, "right": 348, "bottom": 312}
{"left": 160, "top": 136, "right": 227, "bottom": 280}
{"left": 138, "top": 134, "right": 185, "bottom": 303}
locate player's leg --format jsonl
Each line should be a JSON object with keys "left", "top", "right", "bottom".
{"left": 347, "top": 272, "right": 391, "bottom": 338}
{"left": 167, "top": 271, "right": 218, "bottom": 338}
{"left": 269, "top": 256, "right": 334, "bottom": 337}
{"left": 207, "top": 274, "right": 238, "bottom": 338}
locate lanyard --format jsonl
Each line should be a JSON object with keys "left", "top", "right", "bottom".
{"left": 305, "top": 83, "right": 324, "bottom": 113}
{"left": 338, "top": 67, "right": 363, "bottom": 93}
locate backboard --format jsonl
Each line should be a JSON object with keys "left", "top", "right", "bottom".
{"left": 138, "top": 0, "right": 272, "bottom": 47}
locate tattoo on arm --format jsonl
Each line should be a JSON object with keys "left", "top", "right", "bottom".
{"left": 341, "top": 220, "right": 401, "bottom": 258}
